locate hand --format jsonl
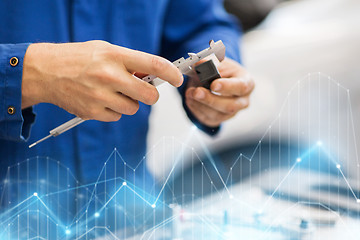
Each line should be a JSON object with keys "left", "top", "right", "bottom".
{"left": 185, "top": 58, "right": 254, "bottom": 127}
{"left": 21, "top": 40, "right": 183, "bottom": 121}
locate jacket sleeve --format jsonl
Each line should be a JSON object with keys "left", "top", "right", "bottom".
{"left": 0, "top": 43, "right": 36, "bottom": 142}
{"left": 160, "top": 0, "right": 242, "bottom": 136}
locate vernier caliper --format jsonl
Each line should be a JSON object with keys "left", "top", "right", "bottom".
{"left": 29, "top": 40, "right": 226, "bottom": 148}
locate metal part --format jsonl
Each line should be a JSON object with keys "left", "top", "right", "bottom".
{"left": 195, "top": 60, "right": 221, "bottom": 89}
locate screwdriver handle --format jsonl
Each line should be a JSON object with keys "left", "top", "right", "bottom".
{"left": 49, "top": 117, "right": 85, "bottom": 137}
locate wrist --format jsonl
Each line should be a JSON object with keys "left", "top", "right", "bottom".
{"left": 21, "top": 43, "right": 48, "bottom": 108}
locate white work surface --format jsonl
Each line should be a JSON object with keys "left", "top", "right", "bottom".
{"left": 180, "top": 169, "right": 360, "bottom": 240}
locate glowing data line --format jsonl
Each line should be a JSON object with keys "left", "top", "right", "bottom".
{"left": 76, "top": 226, "right": 121, "bottom": 240}
{"left": 153, "top": 129, "right": 196, "bottom": 206}
{"left": 123, "top": 185, "right": 154, "bottom": 207}
{"left": 346, "top": 91, "right": 360, "bottom": 167}
{"left": 36, "top": 196, "right": 67, "bottom": 231}
{"left": 337, "top": 167, "right": 359, "bottom": 201}
{"left": 96, "top": 184, "right": 125, "bottom": 214}
{"left": 260, "top": 144, "right": 323, "bottom": 211}
{"left": 0, "top": 194, "right": 34, "bottom": 219}
{"left": 260, "top": 160, "right": 299, "bottom": 212}
{"left": 140, "top": 215, "right": 178, "bottom": 240}
{"left": 194, "top": 131, "right": 232, "bottom": 197}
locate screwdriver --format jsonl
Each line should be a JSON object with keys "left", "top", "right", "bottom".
{"left": 28, "top": 74, "right": 162, "bottom": 148}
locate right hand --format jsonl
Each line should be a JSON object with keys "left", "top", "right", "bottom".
{"left": 21, "top": 40, "right": 183, "bottom": 121}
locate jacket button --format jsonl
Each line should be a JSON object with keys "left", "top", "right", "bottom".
{"left": 10, "top": 57, "right": 19, "bottom": 67}
{"left": 7, "top": 106, "right": 15, "bottom": 115}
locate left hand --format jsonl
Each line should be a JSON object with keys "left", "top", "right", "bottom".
{"left": 185, "top": 58, "right": 254, "bottom": 127}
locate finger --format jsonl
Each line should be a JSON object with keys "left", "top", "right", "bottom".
{"left": 210, "top": 75, "right": 254, "bottom": 97}
{"left": 186, "top": 98, "right": 221, "bottom": 127}
{"left": 186, "top": 98, "right": 235, "bottom": 126}
{"left": 98, "top": 108, "right": 122, "bottom": 122}
{"left": 120, "top": 47, "right": 183, "bottom": 87}
{"left": 110, "top": 71, "right": 160, "bottom": 105}
{"left": 105, "top": 92, "right": 139, "bottom": 116}
{"left": 186, "top": 87, "right": 250, "bottom": 114}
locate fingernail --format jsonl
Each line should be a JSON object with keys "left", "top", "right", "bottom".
{"left": 213, "top": 83, "right": 222, "bottom": 92}
{"left": 195, "top": 90, "right": 205, "bottom": 100}
{"left": 178, "top": 75, "right": 184, "bottom": 87}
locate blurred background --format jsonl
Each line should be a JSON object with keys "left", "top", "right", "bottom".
{"left": 147, "top": 0, "right": 360, "bottom": 188}
{"left": 2, "top": 1, "right": 359, "bottom": 238}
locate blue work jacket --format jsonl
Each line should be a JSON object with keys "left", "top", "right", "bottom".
{"left": 0, "top": 0, "right": 241, "bottom": 187}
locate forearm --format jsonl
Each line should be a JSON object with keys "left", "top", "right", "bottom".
{"left": 21, "top": 43, "right": 50, "bottom": 109}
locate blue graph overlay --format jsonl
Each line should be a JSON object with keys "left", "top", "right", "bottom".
{"left": 1, "top": 73, "right": 360, "bottom": 239}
